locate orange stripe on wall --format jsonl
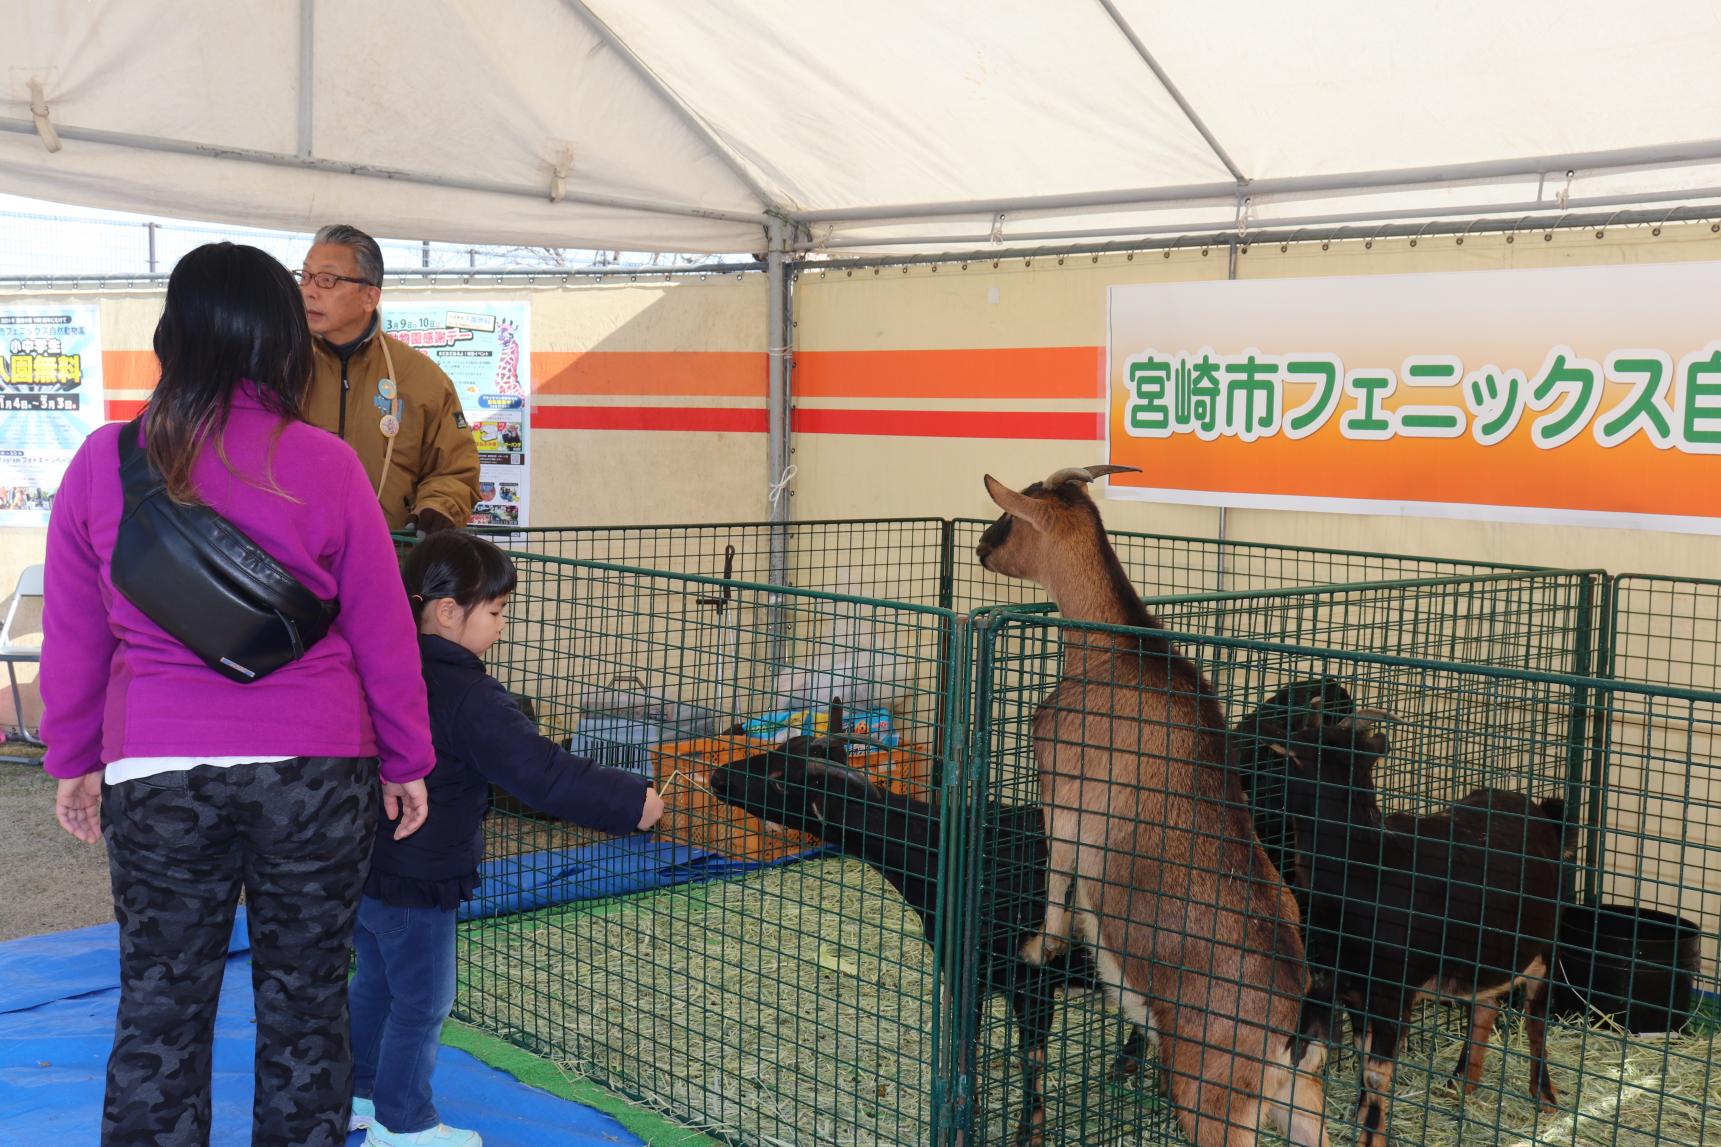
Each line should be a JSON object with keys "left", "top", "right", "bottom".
{"left": 794, "top": 347, "right": 1104, "bottom": 400}
{"left": 529, "top": 405, "right": 1103, "bottom": 439}
{"left": 794, "top": 408, "right": 1104, "bottom": 440}
{"left": 104, "top": 349, "right": 159, "bottom": 391}
{"left": 533, "top": 405, "right": 767, "bottom": 433}
{"left": 532, "top": 351, "right": 765, "bottom": 397}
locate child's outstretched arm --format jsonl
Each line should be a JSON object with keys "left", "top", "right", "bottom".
{"left": 453, "top": 673, "right": 651, "bottom": 835}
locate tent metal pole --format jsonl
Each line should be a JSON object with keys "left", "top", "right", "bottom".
{"left": 561, "top": 0, "right": 783, "bottom": 217}
{"left": 783, "top": 204, "right": 1721, "bottom": 269}
{"left": 1096, "top": 0, "right": 1245, "bottom": 185}
{"left": 0, "top": 118, "right": 772, "bottom": 227}
{"left": 765, "top": 220, "right": 793, "bottom": 666}
{"left": 1214, "top": 235, "right": 1239, "bottom": 609}
{"left": 766, "top": 219, "right": 791, "bottom": 547}
{"left": 796, "top": 185, "right": 1721, "bottom": 251}
{"left": 297, "top": 0, "right": 315, "bottom": 159}
{"left": 788, "top": 138, "right": 1721, "bottom": 225}
{"left": 0, "top": 261, "right": 770, "bottom": 290}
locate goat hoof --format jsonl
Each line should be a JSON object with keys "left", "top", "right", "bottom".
{"left": 1019, "top": 934, "right": 1068, "bottom": 966}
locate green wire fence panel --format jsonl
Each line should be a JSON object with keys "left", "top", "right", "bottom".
{"left": 969, "top": 611, "right": 1718, "bottom": 1147}
{"left": 472, "top": 518, "right": 1545, "bottom": 616}
{"left": 1597, "top": 576, "right": 1721, "bottom": 916}
{"left": 979, "top": 572, "right": 1606, "bottom": 840}
{"left": 1608, "top": 575, "right": 1721, "bottom": 694}
{"left": 460, "top": 552, "right": 969, "bottom": 1146}
{"left": 948, "top": 518, "right": 1542, "bottom": 613}
{"left": 445, "top": 537, "right": 1715, "bottom": 1147}
{"left": 473, "top": 519, "right": 954, "bottom": 606}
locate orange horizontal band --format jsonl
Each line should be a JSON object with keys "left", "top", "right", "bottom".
{"left": 795, "top": 347, "right": 1105, "bottom": 400}
{"left": 532, "top": 351, "right": 765, "bottom": 397}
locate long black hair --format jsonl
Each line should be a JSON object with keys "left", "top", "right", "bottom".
{"left": 147, "top": 242, "right": 312, "bottom": 502}
{"left": 403, "top": 531, "right": 518, "bottom": 624}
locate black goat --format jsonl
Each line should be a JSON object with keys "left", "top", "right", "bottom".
{"left": 1274, "top": 716, "right": 1572, "bottom": 1147}
{"left": 708, "top": 722, "right": 1147, "bottom": 1147}
{"left": 1229, "top": 677, "right": 1355, "bottom": 885}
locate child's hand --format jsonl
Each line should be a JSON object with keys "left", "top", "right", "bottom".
{"left": 637, "top": 786, "right": 665, "bottom": 832}
{"left": 383, "top": 778, "right": 430, "bottom": 840}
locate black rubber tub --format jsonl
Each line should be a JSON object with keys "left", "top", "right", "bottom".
{"left": 1550, "top": 903, "right": 1702, "bottom": 1032}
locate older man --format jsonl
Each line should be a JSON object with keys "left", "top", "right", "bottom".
{"left": 297, "top": 224, "right": 479, "bottom": 533}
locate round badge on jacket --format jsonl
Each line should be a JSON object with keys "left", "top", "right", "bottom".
{"left": 380, "top": 414, "right": 401, "bottom": 438}
{"left": 377, "top": 378, "right": 398, "bottom": 401}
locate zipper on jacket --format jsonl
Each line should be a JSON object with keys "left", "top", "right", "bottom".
{"left": 338, "top": 359, "right": 350, "bottom": 440}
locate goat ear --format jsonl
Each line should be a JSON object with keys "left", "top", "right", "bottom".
{"left": 983, "top": 474, "right": 1048, "bottom": 530}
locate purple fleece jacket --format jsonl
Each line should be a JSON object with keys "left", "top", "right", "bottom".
{"left": 40, "top": 389, "right": 435, "bottom": 784}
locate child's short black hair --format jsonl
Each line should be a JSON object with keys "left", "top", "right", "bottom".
{"left": 403, "top": 531, "right": 518, "bottom": 622}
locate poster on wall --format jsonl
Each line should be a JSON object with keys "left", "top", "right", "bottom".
{"left": 0, "top": 305, "right": 104, "bottom": 527}
{"left": 380, "top": 300, "right": 530, "bottom": 527}
{"left": 1108, "top": 262, "right": 1721, "bottom": 535}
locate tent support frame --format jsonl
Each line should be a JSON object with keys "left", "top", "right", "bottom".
{"left": 0, "top": 119, "right": 772, "bottom": 227}
{"left": 789, "top": 138, "right": 1721, "bottom": 227}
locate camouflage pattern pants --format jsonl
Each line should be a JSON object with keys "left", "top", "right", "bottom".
{"left": 100, "top": 756, "right": 379, "bottom": 1147}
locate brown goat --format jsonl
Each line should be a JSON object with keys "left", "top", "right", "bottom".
{"left": 976, "top": 465, "right": 1327, "bottom": 1147}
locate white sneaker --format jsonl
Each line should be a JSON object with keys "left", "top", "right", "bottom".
{"left": 349, "top": 1096, "right": 376, "bottom": 1132}
{"left": 364, "top": 1122, "right": 483, "bottom": 1146}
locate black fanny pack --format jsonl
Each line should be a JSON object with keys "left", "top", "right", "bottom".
{"left": 110, "top": 416, "right": 340, "bottom": 683}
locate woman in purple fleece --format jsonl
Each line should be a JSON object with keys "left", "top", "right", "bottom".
{"left": 39, "top": 242, "right": 436, "bottom": 1147}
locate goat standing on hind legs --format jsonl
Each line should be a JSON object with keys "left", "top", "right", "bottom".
{"left": 976, "top": 465, "right": 1328, "bottom": 1147}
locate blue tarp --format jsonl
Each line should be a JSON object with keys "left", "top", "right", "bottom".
{"left": 460, "top": 834, "right": 823, "bottom": 921}
{"left": 0, "top": 911, "right": 645, "bottom": 1146}
{"left": 0, "top": 838, "right": 821, "bottom": 1144}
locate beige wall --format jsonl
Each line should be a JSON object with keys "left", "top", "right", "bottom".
{"left": 7, "top": 225, "right": 1719, "bottom": 597}
{"left": 789, "top": 222, "right": 1721, "bottom": 578}
{"left": 0, "top": 276, "right": 769, "bottom": 592}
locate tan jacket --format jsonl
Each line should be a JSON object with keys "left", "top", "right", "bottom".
{"left": 307, "top": 322, "right": 481, "bottom": 531}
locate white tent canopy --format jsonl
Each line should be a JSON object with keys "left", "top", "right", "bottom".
{"left": 3, "top": 0, "right": 1721, "bottom": 255}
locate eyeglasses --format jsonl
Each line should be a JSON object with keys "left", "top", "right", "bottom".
{"left": 294, "top": 269, "right": 377, "bottom": 289}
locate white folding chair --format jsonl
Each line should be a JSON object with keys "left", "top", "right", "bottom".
{"left": 1, "top": 563, "right": 45, "bottom": 746}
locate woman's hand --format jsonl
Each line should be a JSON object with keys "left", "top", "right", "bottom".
{"left": 637, "top": 785, "right": 665, "bottom": 832}
{"left": 382, "top": 778, "right": 430, "bottom": 840}
{"left": 55, "top": 773, "right": 103, "bottom": 844}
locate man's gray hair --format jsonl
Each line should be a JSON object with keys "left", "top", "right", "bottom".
{"left": 312, "top": 223, "right": 385, "bottom": 287}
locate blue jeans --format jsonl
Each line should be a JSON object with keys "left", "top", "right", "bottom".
{"left": 349, "top": 896, "right": 458, "bottom": 1134}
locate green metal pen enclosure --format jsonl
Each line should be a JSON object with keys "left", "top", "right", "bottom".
{"left": 439, "top": 522, "right": 1716, "bottom": 1146}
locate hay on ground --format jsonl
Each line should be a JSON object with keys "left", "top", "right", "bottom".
{"left": 456, "top": 861, "right": 1721, "bottom": 1147}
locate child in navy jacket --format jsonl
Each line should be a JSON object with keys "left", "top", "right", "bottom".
{"left": 349, "top": 531, "right": 664, "bottom": 1146}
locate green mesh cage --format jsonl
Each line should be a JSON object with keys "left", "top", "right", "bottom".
{"left": 436, "top": 525, "right": 1715, "bottom": 1147}
{"left": 470, "top": 517, "right": 1543, "bottom": 614}
{"left": 966, "top": 612, "right": 1719, "bottom": 1147}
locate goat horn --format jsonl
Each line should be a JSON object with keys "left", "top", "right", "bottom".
{"left": 1043, "top": 463, "right": 1142, "bottom": 487}
{"left": 1338, "top": 708, "right": 1394, "bottom": 741}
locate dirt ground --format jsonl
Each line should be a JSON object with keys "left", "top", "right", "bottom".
{"left": 0, "top": 751, "right": 114, "bottom": 942}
